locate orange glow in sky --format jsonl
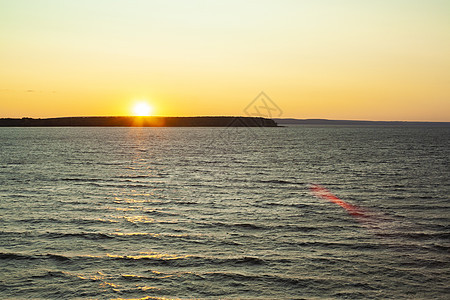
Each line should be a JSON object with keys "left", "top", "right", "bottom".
{"left": 1, "top": 1, "right": 449, "bottom": 121}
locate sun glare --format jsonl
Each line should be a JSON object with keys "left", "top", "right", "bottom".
{"left": 132, "top": 101, "right": 153, "bottom": 116}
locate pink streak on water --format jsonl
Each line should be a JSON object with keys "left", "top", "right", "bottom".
{"left": 310, "top": 184, "right": 368, "bottom": 219}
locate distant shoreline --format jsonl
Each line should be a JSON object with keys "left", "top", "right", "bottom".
{"left": 0, "top": 116, "right": 278, "bottom": 127}
{"left": 1, "top": 117, "right": 449, "bottom": 127}
{"left": 274, "top": 118, "right": 450, "bottom": 127}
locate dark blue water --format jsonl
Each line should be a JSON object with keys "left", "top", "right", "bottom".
{"left": 0, "top": 126, "right": 449, "bottom": 299}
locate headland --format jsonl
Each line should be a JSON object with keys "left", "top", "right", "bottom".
{"left": 0, "top": 116, "right": 278, "bottom": 127}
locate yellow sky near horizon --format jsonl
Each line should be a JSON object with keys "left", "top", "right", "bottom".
{"left": 1, "top": 0, "right": 449, "bottom": 121}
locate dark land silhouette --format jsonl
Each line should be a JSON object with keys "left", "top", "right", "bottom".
{"left": 0, "top": 116, "right": 278, "bottom": 127}
{"left": 275, "top": 118, "right": 450, "bottom": 126}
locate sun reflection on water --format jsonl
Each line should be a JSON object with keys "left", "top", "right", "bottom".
{"left": 106, "top": 252, "right": 188, "bottom": 260}
{"left": 121, "top": 215, "right": 154, "bottom": 223}
{"left": 111, "top": 232, "right": 160, "bottom": 237}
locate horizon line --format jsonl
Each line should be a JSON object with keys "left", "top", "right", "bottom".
{"left": 1, "top": 115, "right": 449, "bottom": 123}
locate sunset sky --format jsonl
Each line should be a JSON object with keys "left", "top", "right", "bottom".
{"left": 1, "top": 0, "right": 449, "bottom": 121}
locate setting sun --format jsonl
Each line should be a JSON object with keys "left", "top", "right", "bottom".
{"left": 132, "top": 101, "right": 153, "bottom": 116}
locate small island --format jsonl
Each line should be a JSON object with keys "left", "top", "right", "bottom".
{"left": 0, "top": 116, "right": 278, "bottom": 127}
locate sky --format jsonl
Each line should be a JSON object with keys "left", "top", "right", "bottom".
{"left": 1, "top": 0, "right": 449, "bottom": 121}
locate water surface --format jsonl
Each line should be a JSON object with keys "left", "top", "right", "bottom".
{"left": 0, "top": 126, "right": 449, "bottom": 299}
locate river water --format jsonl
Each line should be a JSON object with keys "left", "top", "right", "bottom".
{"left": 0, "top": 126, "right": 449, "bottom": 299}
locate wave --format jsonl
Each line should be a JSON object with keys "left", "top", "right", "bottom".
{"left": 0, "top": 252, "right": 31, "bottom": 260}
{"left": 0, "top": 252, "right": 70, "bottom": 261}
{"left": 10, "top": 217, "right": 119, "bottom": 225}
{"left": 0, "top": 251, "right": 278, "bottom": 267}
{"left": 218, "top": 222, "right": 267, "bottom": 230}
{"left": 58, "top": 177, "right": 105, "bottom": 182}
{"left": 202, "top": 271, "right": 330, "bottom": 287}
{"left": 376, "top": 231, "right": 450, "bottom": 241}
{"left": 88, "top": 182, "right": 167, "bottom": 189}
{"left": 194, "top": 221, "right": 333, "bottom": 233}
{"left": 197, "top": 221, "right": 269, "bottom": 230}
{"left": 144, "top": 210, "right": 179, "bottom": 217}
{"left": 258, "top": 179, "right": 304, "bottom": 185}
{"left": 1, "top": 230, "right": 146, "bottom": 241}
{"left": 44, "top": 232, "right": 116, "bottom": 240}
{"left": 115, "top": 175, "right": 154, "bottom": 179}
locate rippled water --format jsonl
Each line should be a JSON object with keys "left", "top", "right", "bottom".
{"left": 0, "top": 126, "right": 449, "bottom": 299}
